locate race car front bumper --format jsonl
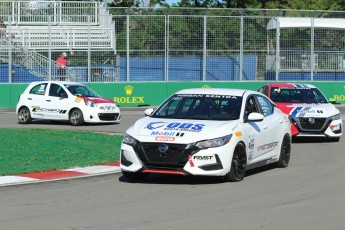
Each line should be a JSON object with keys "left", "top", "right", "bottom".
{"left": 120, "top": 142, "right": 233, "bottom": 177}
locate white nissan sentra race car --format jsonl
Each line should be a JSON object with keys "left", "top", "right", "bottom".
{"left": 16, "top": 81, "right": 121, "bottom": 126}
{"left": 258, "top": 83, "right": 343, "bottom": 141}
{"left": 120, "top": 88, "right": 291, "bottom": 182}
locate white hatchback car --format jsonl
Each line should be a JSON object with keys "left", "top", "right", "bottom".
{"left": 16, "top": 81, "right": 121, "bottom": 126}
{"left": 120, "top": 88, "right": 291, "bottom": 182}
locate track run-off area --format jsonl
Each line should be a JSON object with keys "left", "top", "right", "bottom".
{"left": 1, "top": 107, "right": 345, "bottom": 230}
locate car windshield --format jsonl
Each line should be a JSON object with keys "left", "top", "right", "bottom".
{"left": 64, "top": 84, "right": 99, "bottom": 97}
{"left": 270, "top": 87, "right": 328, "bottom": 103}
{"left": 151, "top": 94, "right": 242, "bottom": 120}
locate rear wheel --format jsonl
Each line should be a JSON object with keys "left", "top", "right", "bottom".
{"left": 224, "top": 142, "right": 247, "bottom": 182}
{"left": 122, "top": 170, "right": 148, "bottom": 181}
{"left": 18, "top": 107, "right": 32, "bottom": 124}
{"left": 276, "top": 134, "right": 291, "bottom": 168}
{"left": 69, "top": 108, "right": 84, "bottom": 126}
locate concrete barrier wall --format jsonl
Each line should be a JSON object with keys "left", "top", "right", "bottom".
{"left": 1, "top": 81, "right": 345, "bottom": 109}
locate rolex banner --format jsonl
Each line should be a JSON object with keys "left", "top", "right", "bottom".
{"left": 1, "top": 82, "right": 345, "bottom": 108}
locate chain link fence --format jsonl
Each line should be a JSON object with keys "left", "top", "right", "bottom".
{"left": 2, "top": 2, "right": 345, "bottom": 83}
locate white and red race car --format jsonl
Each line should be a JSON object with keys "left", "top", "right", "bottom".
{"left": 258, "top": 83, "right": 342, "bottom": 141}
{"left": 16, "top": 81, "right": 121, "bottom": 126}
{"left": 120, "top": 88, "right": 291, "bottom": 182}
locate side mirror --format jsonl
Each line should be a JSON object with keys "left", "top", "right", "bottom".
{"left": 144, "top": 108, "right": 154, "bottom": 116}
{"left": 247, "top": 112, "right": 264, "bottom": 122}
{"left": 329, "top": 98, "right": 339, "bottom": 104}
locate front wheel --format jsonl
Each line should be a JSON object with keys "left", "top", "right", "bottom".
{"left": 224, "top": 142, "right": 247, "bottom": 182}
{"left": 18, "top": 107, "right": 32, "bottom": 124}
{"left": 276, "top": 134, "right": 291, "bottom": 168}
{"left": 69, "top": 108, "right": 84, "bottom": 126}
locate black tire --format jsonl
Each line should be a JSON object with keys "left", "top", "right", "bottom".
{"left": 69, "top": 108, "right": 84, "bottom": 126}
{"left": 18, "top": 107, "right": 32, "bottom": 124}
{"left": 224, "top": 142, "right": 247, "bottom": 182}
{"left": 122, "top": 170, "right": 148, "bottom": 181}
{"left": 276, "top": 134, "right": 291, "bottom": 168}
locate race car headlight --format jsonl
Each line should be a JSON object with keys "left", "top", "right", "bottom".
{"left": 85, "top": 100, "right": 98, "bottom": 108}
{"left": 194, "top": 134, "right": 232, "bottom": 149}
{"left": 123, "top": 133, "right": 139, "bottom": 147}
{"left": 330, "top": 113, "right": 341, "bottom": 121}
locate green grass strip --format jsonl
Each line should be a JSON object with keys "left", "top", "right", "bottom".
{"left": 0, "top": 128, "right": 123, "bottom": 176}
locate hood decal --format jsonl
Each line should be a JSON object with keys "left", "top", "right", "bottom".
{"left": 146, "top": 122, "right": 205, "bottom": 132}
{"left": 147, "top": 122, "right": 166, "bottom": 130}
{"left": 80, "top": 96, "right": 114, "bottom": 104}
{"left": 290, "top": 106, "right": 311, "bottom": 118}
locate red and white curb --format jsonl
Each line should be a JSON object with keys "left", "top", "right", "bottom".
{"left": 0, "top": 162, "right": 121, "bottom": 187}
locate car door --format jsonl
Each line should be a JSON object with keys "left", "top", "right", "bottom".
{"left": 41, "top": 83, "right": 70, "bottom": 120}
{"left": 26, "top": 83, "right": 49, "bottom": 119}
{"left": 254, "top": 95, "right": 281, "bottom": 160}
{"left": 243, "top": 94, "right": 273, "bottom": 165}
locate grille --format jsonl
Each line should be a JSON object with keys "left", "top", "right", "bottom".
{"left": 137, "top": 142, "right": 188, "bottom": 168}
{"left": 298, "top": 117, "right": 327, "bottom": 131}
{"left": 98, "top": 113, "right": 119, "bottom": 121}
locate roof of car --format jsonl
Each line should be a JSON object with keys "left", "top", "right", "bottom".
{"left": 175, "top": 88, "right": 258, "bottom": 96}
{"left": 266, "top": 83, "right": 317, "bottom": 89}
{"left": 30, "top": 81, "right": 83, "bottom": 85}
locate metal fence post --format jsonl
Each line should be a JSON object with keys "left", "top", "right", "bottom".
{"left": 48, "top": 15, "right": 52, "bottom": 80}
{"left": 8, "top": 15, "right": 12, "bottom": 83}
{"left": 311, "top": 18, "right": 314, "bottom": 81}
{"left": 88, "top": 15, "right": 91, "bottom": 83}
{"left": 202, "top": 15, "right": 207, "bottom": 81}
{"left": 126, "top": 11, "right": 130, "bottom": 82}
{"left": 240, "top": 16, "right": 243, "bottom": 81}
{"left": 275, "top": 18, "right": 280, "bottom": 81}
{"left": 165, "top": 15, "right": 168, "bottom": 82}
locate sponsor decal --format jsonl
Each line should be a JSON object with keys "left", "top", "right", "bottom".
{"left": 234, "top": 131, "right": 242, "bottom": 138}
{"left": 266, "top": 156, "right": 279, "bottom": 164}
{"left": 155, "top": 136, "right": 175, "bottom": 141}
{"left": 290, "top": 107, "right": 314, "bottom": 118}
{"left": 146, "top": 122, "right": 205, "bottom": 132}
{"left": 32, "top": 108, "right": 67, "bottom": 114}
{"left": 296, "top": 109, "right": 323, "bottom": 114}
{"left": 113, "top": 85, "right": 145, "bottom": 104}
{"left": 202, "top": 85, "right": 211, "bottom": 88}
{"left": 257, "top": 141, "right": 279, "bottom": 151}
{"left": 151, "top": 131, "right": 185, "bottom": 137}
{"left": 193, "top": 156, "right": 214, "bottom": 160}
{"left": 147, "top": 122, "right": 166, "bottom": 130}
{"left": 176, "top": 94, "right": 237, "bottom": 99}
{"left": 75, "top": 97, "right": 83, "bottom": 103}
{"left": 248, "top": 153, "right": 253, "bottom": 161}
{"left": 248, "top": 138, "right": 255, "bottom": 151}
{"left": 192, "top": 155, "right": 217, "bottom": 164}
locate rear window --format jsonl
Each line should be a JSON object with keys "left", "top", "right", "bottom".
{"left": 29, "top": 83, "right": 48, "bottom": 95}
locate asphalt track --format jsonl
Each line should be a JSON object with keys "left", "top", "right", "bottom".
{"left": 1, "top": 107, "right": 345, "bottom": 230}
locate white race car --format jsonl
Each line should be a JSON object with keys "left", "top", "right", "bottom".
{"left": 120, "top": 88, "right": 291, "bottom": 182}
{"left": 16, "top": 81, "right": 121, "bottom": 126}
{"left": 258, "top": 83, "right": 343, "bottom": 141}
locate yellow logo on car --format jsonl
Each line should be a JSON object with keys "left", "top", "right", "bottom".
{"left": 235, "top": 131, "right": 242, "bottom": 137}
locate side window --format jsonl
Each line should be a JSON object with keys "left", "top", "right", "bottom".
{"left": 255, "top": 95, "right": 273, "bottom": 116}
{"left": 244, "top": 96, "right": 260, "bottom": 119}
{"left": 49, "top": 83, "right": 67, "bottom": 98}
{"left": 29, "top": 83, "right": 48, "bottom": 95}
